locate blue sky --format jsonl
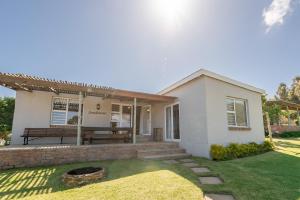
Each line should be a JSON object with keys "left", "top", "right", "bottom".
{"left": 0, "top": 0, "right": 299, "bottom": 98}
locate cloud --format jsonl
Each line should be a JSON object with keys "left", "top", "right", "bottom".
{"left": 263, "top": 0, "right": 292, "bottom": 32}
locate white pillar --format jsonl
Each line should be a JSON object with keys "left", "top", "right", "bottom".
{"left": 133, "top": 98, "right": 137, "bottom": 144}
{"left": 266, "top": 112, "right": 273, "bottom": 143}
{"left": 287, "top": 106, "right": 291, "bottom": 127}
{"left": 297, "top": 108, "right": 300, "bottom": 127}
{"left": 77, "top": 91, "right": 83, "bottom": 146}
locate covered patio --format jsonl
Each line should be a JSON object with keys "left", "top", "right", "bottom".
{"left": 266, "top": 100, "right": 300, "bottom": 133}
{"left": 0, "top": 72, "right": 176, "bottom": 145}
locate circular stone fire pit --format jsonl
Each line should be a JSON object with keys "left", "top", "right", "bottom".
{"left": 62, "top": 167, "right": 105, "bottom": 186}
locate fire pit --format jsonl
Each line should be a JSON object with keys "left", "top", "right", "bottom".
{"left": 62, "top": 167, "right": 105, "bottom": 186}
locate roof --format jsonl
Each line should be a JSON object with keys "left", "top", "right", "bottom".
{"left": 267, "top": 100, "right": 300, "bottom": 110}
{"left": 0, "top": 72, "right": 176, "bottom": 102}
{"left": 158, "top": 69, "right": 265, "bottom": 95}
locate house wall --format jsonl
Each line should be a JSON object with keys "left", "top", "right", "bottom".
{"left": 11, "top": 91, "right": 158, "bottom": 145}
{"left": 204, "top": 76, "right": 265, "bottom": 147}
{"left": 163, "top": 78, "right": 209, "bottom": 157}
{"left": 162, "top": 76, "right": 264, "bottom": 158}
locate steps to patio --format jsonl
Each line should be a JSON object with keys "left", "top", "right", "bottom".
{"left": 136, "top": 135, "right": 153, "bottom": 143}
{"left": 137, "top": 142, "right": 190, "bottom": 160}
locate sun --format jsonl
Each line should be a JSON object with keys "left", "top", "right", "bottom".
{"left": 150, "top": 0, "right": 189, "bottom": 30}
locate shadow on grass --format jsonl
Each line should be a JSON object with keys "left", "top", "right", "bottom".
{"left": 0, "top": 159, "right": 201, "bottom": 200}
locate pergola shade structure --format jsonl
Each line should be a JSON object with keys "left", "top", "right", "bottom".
{"left": 266, "top": 100, "right": 300, "bottom": 126}
{"left": 0, "top": 72, "right": 177, "bottom": 145}
{"left": 0, "top": 72, "right": 176, "bottom": 103}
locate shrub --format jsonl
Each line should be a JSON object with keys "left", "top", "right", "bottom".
{"left": 279, "top": 131, "right": 300, "bottom": 138}
{"left": 210, "top": 141, "right": 274, "bottom": 161}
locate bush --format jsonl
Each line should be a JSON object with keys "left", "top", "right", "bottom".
{"left": 279, "top": 131, "right": 300, "bottom": 138}
{"left": 210, "top": 141, "right": 274, "bottom": 161}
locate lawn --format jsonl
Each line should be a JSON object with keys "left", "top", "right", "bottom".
{"left": 0, "top": 138, "right": 299, "bottom": 200}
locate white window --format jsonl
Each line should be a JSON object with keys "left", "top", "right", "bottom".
{"left": 226, "top": 97, "right": 249, "bottom": 127}
{"left": 51, "top": 97, "right": 79, "bottom": 125}
{"left": 111, "top": 103, "right": 132, "bottom": 128}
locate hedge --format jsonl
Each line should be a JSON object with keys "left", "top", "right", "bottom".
{"left": 279, "top": 131, "right": 300, "bottom": 138}
{"left": 210, "top": 141, "right": 274, "bottom": 161}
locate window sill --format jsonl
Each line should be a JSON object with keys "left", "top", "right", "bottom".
{"left": 228, "top": 127, "right": 251, "bottom": 131}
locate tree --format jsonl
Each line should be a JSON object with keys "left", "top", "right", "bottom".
{"left": 276, "top": 83, "right": 288, "bottom": 100}
{"left": 0, "top": 97, "right": 15, "bottom": 141}
{"left": 276, "top": 76, "right": 300, "bottom": 104}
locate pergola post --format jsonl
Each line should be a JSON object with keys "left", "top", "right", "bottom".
{"left": 77, "top": 91, "right": 83, "bottom": 146}
{"left": 265, "top": 112, "right": 273, "bottom": 143}
{"left": 297, "top": 108, "right": 300, "bottom": 127}
{"left": 133, "top": 98, "right": 137, "bottom": 144}
{"left": 287, "top": 106, "right": 291, "bottom": 127}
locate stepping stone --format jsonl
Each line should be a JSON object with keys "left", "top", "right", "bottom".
{"left": 179, "top": 158, "right": 194, "bottom": 162}
{"left": 204, "top": 194, "right": 235, "bottom": 200}
{"left": 199, "top": 177, "right": 223, "bottom": 185}
{"left": 191, "top": 167, "right": 210, "bottom": 173}
{"left": 182, "top": 162, "right": 199, "bottom": 167}
{"left": 163, "top": 160, "right": 178, "bottom": 164}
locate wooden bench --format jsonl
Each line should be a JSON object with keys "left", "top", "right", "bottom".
{"left": 21, "top": 127, "right": 133, "bottom": 145}
{"left": 22, "top": 128, "right": 79, "bottom": 145}
{"left": 82, "top": 127, "right": 132, "bottom": 144}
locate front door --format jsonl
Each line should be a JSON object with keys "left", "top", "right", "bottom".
{"left": 165, "top": 103, "right": 180, "bottom": 141}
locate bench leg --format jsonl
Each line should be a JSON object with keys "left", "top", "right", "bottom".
{"left": 23, "top": 137, "right": 26, "bottom": 145}
{"left": 60, "top": 136, "right": 63, "bottom": 144}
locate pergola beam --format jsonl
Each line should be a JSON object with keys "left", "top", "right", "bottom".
{"left": 14, "top": 83, "right": 32, "bottom": 92}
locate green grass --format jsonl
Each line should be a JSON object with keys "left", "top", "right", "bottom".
{"left": 193, "top": 138, "right": 300, "bottom": 200}
{"left": 0, "top": 159, "right": 202, "bottom": 200}
{"left": 0, "top": 138, "right": 299, "bottom": 200}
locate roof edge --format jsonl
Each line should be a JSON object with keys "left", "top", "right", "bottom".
{"left": 158, "top": 69, "right": 265, "bottom": 95}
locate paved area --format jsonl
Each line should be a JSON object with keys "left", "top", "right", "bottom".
{"left": 199, "top": 177, "right": 223, "bottom": 185}
{"left": 204, "top": 194, "right": 235, "bottom": 200}
{"left": 191, "top": 167, "right": 210, "bottom": 173}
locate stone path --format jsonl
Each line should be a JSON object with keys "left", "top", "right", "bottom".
{"left": 163, "top": 160, "right": 179, "bottom": 164}
{"left": 191, "top": 167, "right": 210, "bottom": 173}
{"left": 198, "top": 177, "right": 223, "bottom": 184}
{"left": 166, "top": 158, "right": 236, "bottom": 200}
{"left": 204, "top": 194, "right": 235, "bottom": 200}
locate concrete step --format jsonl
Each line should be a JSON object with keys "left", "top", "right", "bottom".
{"left": 137, "top": 148, "right": 185, "bottom": 157}
{"left": 135, "top": 142, "right": 179, "bottom": 150}
{"left": 136, "top": 135, "right": 153, "bottom": 143}
{"left": 141, "top": 153, "right": 191, "bottom": 160}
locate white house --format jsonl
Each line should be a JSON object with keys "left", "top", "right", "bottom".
{"left": 0, "top": 69, "right": 265, "bottom": 158}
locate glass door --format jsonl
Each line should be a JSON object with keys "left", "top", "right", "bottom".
{"left": 141, "top": 105, "right": 151, "bottom": 135}
{"left": 165, "top": 104, "right": 180, "bottom": 141}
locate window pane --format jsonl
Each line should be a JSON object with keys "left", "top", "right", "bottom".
{"left": 235, "top": 100, "right": 248, "bottom": 126}
{"left": 173, "top": 104, "right": 180, "bottom": 139}
{"left": 53, "top": 98, "right": 67, "bottom": 111}
{"left": 51, "top": 111, "right": 66, "bottom": 125}
{"left": 112, "top": 104, "right": 120, "bottom": 112}
{"left": 122, "top": 106, "right": 132, "bottom": 127}
{"left": 226, "top": 99, "right": 234, "bottom": 111}
{"left": 111, "top": 113, "right": 121, "bottom": 121}
{"left": 227, "top": 113, "right": 236, "bottom": 126}
{"left": 68, "top": 100, "right": 79, "bottom": 112}
{"left": 67, "top": 111, "right": 78, "bottom": 125}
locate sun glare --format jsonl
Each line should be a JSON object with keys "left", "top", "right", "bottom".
{"left": 150, "top": 0, "right": 189, "bottom": 30}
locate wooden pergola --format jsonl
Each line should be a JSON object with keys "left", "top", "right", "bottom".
{"left": 0, "top": 72, "right": 177, "bottom": 145}
{"left": 266, "top": 100, "right": 300, "bottom": 126}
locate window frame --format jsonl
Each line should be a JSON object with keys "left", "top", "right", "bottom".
{"left": 50, "top": 97, "right": 79, "bottom": 126}
{"left": 226, "top": 97, "right": 249, "bottom": 128}
{"left": 111, "top": 103, "right": 133, "bottom": 127}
